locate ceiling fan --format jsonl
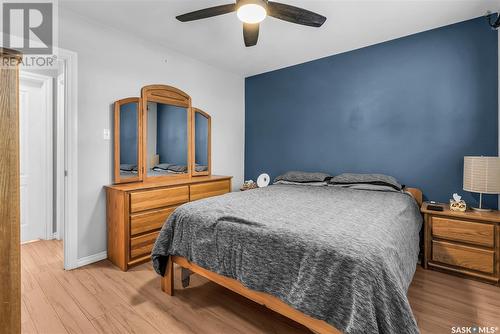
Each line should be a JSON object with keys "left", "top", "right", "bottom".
{"left": 176, "top": 0, "right": 327, "bottom": 47}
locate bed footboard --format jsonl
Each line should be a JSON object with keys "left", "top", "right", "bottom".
{"left": 161, "top": 255, "right": 340, "bottom": 334}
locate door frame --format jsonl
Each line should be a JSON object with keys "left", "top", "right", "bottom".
{"left": 57, "top": 47, "right": 79, "bottom": 270}
{"left": 19, "top": 71, "right": 54, "bottom": 242}
{"left": 56, "top": 72, "right": 65, "bottom": 241}
{"left": 18, "top": 47, "right": 78, "bottom": 270}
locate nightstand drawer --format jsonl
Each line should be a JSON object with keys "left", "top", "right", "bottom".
{"left": 432, "top": 240, "right": 494, "bottom": 274}
{"left": 431, "top": 217, "right": 494, "bottom": 247}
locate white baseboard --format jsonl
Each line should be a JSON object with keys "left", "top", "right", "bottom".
{"left": 76, "top": 251, "right": 107, "bottom": 268}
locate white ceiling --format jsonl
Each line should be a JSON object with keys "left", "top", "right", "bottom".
{"left": 60, "top": 0, "right": 500, "bottom": 77}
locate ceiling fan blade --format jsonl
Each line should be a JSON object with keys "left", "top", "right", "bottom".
{"left": 176, "top": 4, "right": 236, "bottom": 22}
{"left": 267, "top": 2, "right": 326, "bottom": 27}
{"left": 243, "top": 23, "right": 259, "bottom": 47}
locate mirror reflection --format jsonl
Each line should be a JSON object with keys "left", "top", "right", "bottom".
{"left": 146, "top": 102, "right": 188, "bottom": 176}
{"left": 119, "top": 102, "right": 139, "bottom": 179}
{"left": 194, "top": 111, "right": 209, "bottom": 173}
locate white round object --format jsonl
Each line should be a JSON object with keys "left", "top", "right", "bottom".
{"left": 257, "top": 173, "right": 270, "bottom": 188}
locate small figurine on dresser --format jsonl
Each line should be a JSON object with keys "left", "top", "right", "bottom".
{"left": 449, "top": 193, "right": 466, "bottom": 212}
{"left": 241, "top": 180, "right": 258, "bottom": 191}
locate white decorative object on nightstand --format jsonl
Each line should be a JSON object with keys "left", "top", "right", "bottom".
{"left": 257, "top": 173, "right": 270, "bottom": 187}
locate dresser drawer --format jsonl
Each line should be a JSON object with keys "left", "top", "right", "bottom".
{"left": 130, "top": 186, "right": 189, "bottom": 213}
{"left": 130, "top": 207, "right": 176, "bottom": 236}
{"left": 431, "top": 217, "right": 494, "bottom": 247}
{"left": 130, "top": 231, "right": 159, "bottom": 259}
{"left": 432, "top": 240, "right": 494, "bottom": 274}
{"left": 190, "top": 180, "right": 230, "bottom": 201}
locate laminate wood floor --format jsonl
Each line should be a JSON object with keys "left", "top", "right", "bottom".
{"left": 22, "top": 240, "right": 500, "bottom": 334}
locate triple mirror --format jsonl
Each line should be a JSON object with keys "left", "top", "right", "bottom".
{"left": 113, "top": 85, "right": 211, "bottom": 184}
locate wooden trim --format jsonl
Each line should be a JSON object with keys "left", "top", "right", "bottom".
{"left": 141, "top": 84, "right": 191, "bottom": 108}
{"left": 106, "top": 188, "right": 128, "bottom": 271}
{"left": 496, "top": 224, "right": 499, "bottom": 283}
{"left": 191, "top": 108, "right": 212, "bottom": 177}
{"left": 113, "top": 97, "right": 142, "bottom": 184}
{"left": 428, "top": 262, "right": 499, "bottom": 283}
{"left": 423, "top": 213, "right": 431, "bottom": 269}
{"left": 0, "top": 49, "right": 21, "bottom": 334}
{"left": 127, "top": 255, "right": 152, "bottom": 268}
{"left": 405, "top": 187, "right": 422, "bottom": 206}
{"left": 163, "top": 256, "right": 341, "bottom": 334}
{"left": 105, "top": 175, "right": 232, "bottom": 191}
{"left": 0, "top": 47, "right": 22, "bottom": 61}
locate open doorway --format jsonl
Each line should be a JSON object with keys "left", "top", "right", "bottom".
{"left": 19, "top": 66, "right": 65, "bottom": 264}
{"left": 19, "top": 71, "right": 54, "bottom": 243}
{"left": 19, "top": 47, "right": 77, "bottom": 270}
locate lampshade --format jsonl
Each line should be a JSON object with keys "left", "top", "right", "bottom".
{"left": 463, "top": 156, "right": 500, "bottom": 194}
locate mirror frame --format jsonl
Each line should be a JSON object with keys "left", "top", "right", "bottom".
{"left": 114, "top": 97, "right": 142, "bottom": 184}
{"left": 191, "top": 108, "right": 211, "bottom": 177}
{"left": 141, "top": 85, "right": 192, "bottom": 182}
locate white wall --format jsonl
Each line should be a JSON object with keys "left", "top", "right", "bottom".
{"left": 59, "top": 8, "right": 245, "bottom": 259}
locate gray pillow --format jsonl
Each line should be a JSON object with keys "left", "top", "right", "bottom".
{"left": 195, "top": 165, "right": 208, "bottom": 172}
{"left": 153, "top": 163, "right": 172, "bottom": 170}
{"left": 120, "top": 164, "right": 136, "bottom": 171}
{"left": 329, "top": 183, "right": 400, "bottom": 192}
{"left": 274, "top": 171, "right": 331, "bottom": 183}
{"left": 167, "top": 164, "right": 188, "bottom": 173}
{"left": 274, "top": 180, "right": 328, "bottom": 186}
{"left": 329, "top": 173, "right": 402, "bottom": 191}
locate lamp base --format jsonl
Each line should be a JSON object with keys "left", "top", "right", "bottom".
{"left": 471, "top": 207, "right": 493, "bottom": 212}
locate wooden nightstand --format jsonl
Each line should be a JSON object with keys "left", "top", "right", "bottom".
{"left": 421, "top": 202, "right": 500, "bottom": 285}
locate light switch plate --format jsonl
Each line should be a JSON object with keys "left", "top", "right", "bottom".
{"left": 103, "top": 129, "right": 110, "bottom": 140}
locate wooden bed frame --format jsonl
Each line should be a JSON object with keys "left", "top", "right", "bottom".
{"left": 161, "top": 188, "right": 423, "bottom": 334}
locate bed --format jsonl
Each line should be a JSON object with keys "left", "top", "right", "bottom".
{"left": 152, "top": 183, "right": 423, "bottom": 334}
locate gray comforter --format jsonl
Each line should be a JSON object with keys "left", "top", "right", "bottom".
{"left": 152, "top": 185, "right": 422, "bottom": 334}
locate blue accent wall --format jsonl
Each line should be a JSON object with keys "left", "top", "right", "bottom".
{"left": 195, "top": 112, "right": 209, "bottom": 166}
{"left": 157, "top": 104, "right": 188, "bottom": 165}
{"left": 119, "top": 102, "right": 138, "bottom": 165}
{"left": 245, "top": 17, "right": 498, "bottom": 209}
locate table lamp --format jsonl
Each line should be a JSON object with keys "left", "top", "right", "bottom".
{"left": 463, "top": 156, "right": 500, "bottom": 211}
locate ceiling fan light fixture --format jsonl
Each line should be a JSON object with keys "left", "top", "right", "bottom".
{"left": 237, "top": 3, "right": 267, "bottom": 24}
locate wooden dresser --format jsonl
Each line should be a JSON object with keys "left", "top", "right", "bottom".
{"left": 106, "top": 175, "right": 232, "bottom": 271}
{"left": 421, "top": 203, "right": 500, "bottom": 285}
